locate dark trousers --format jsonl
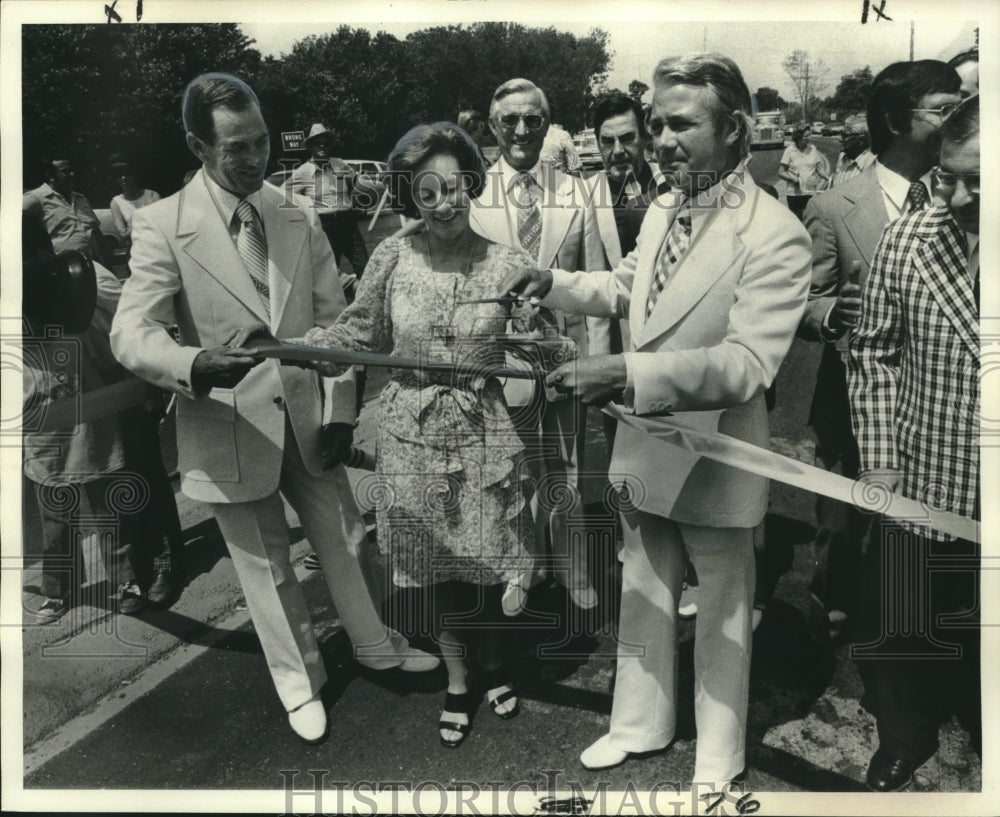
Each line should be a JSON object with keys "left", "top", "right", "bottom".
{"left": 119, "top": 406, "right": 184, "bottom": 584}
{"left": 787, "top": 194, "right": 812, "bottom": 221}
{"left": 853, "top": 520, "right": 981, "bottom": 763}
{"left": 809, "top": 347, "right": 866, "bottom": 620}
{"left": 319, "top": 211, "right": 370, "bottom": 278}
{"left": 35, "top": 475, "right": 139, "bottom": 599}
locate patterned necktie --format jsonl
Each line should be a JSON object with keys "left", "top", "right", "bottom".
{"left": 233, "top": 199, "right": 270, "bottom": 318}
{"left": 646, "top": 199, "right": 692, "bottom": 318}
{"left": 513, "top": 172, "right": 542, "bottom": 261}
{"left": 905, "top": 180, "right": 929, "bottom": 212}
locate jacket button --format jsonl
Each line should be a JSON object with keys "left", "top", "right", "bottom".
{"left": 274, "top": 396, "right": 285, "bottom": 409}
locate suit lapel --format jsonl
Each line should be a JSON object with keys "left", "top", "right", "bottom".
{"left": 842, "top": 166, "right": 890, "bottom": 268}
{"left": 634, "top": 190, "right": 743, "bottom": 348}
{"left": 537, "top": 165, "right": 574, "bottom": 268}
{"left": 913, "top": 211, "right": 978, "bottom": 359}
{"left": 628, "top": 202, "right": 671, "bottom": 344}
{"left": 177, "top": 172, "right": 270, "bottom": 324}
{"left": 258, "top": 182, "right": 305, "bottom": 329}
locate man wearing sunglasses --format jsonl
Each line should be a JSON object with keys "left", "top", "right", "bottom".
{"left": 470, "top": 77, "right": 608, "bottom": 611}
{"left": 848, "top": 93, "right": 980, "bottom": 792}
{"left": 796, "top": 60, "right": 961, "bottom": 657}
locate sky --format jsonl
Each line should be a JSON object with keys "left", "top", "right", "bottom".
{"left": 240, "top": 9, "right": 978, "bottom": 106}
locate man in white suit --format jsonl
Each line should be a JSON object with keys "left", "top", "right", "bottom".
{"left": 503, "top": 54, "right": 811, "bottom": 790}
{"left": 111, "top": 73, "right": 435, "bottom": 744}
{"left": 472, "top": 77, "right": 608, "bottom": 609}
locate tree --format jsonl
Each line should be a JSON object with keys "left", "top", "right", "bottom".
{"left": 628, "top": 79, "right": 649, "bottom": 103}
{"left": 22, "top": 24, "right": 262, "bottom": 202}
{"left": 754, "top": 86, "right": 786, "bottom": 112}
{"left": 782, "top": 50, "right": 830, "bottom": 123}
{"left": 827, "top": 66, "right": 874, "bottom": 117}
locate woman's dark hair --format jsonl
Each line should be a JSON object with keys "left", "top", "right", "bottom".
{"left": 867, "top": 60, "right": 960, "bottom": 156}
{"left": 387, "top": 122, "right": 487, "bottom": 219}
{"left": 108, "top": 152, "right": 132, "bottom": 175}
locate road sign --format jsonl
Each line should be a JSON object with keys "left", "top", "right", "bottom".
{"left": 281, "top": 131, "right": 306, "bottom": 152}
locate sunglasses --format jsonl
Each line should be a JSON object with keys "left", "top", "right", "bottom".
{"left": 495, "top": 114, "right": 545, "bottom": 131}
{"left": 932, "top": 167, "right": 980, "bottom": 195}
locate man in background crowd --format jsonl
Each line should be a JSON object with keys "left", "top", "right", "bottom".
{"left": 848, "top": 92, "right": 980, "bottom": 793}
{"left": 457, "top": 108, "right": 493, "bottom": 165}
{"left": 23, "top": 157, "right": 107, "bottom": 265}
{"left": 474, "top": 77, "right": 607, "bottom": 610}
{"left": 829, "top": 114, "right": 875, "bottom": 188}
{"left": 797, "top": 59, "right": 961, "bottom": 645}
{"left": 284, "top": 123, "right": 371, "bottom": 282}
{"left": 948, "top": 47, "right": 978, "bottom": 98}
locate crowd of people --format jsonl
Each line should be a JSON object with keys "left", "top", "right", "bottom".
{"left": 21, "top": 42, "right": 980, "bottom": 796}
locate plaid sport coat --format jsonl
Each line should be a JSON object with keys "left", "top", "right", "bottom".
{"left": 847, "top": 206, "right": 979, "bottom": 534}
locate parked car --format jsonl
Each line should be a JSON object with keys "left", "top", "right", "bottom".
{"left": 821, "top": 123, "right": 844, "bottom": 137}
{"left": 571, "top": 129, "right": 603, "bottom": 170}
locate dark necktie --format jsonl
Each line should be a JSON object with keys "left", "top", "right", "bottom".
{"left": 233, "top": 199, "right": 270, "bottom": 318}
{"left": 906, "top": 180, "right": 929, "bottom": 212}
{"left": 513, "top": 172, "right": 542, "bottom": 261}
{"left": 646, "top": 198, "right": 691, "bottom": 318}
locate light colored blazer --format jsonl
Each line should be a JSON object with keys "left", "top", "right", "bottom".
{"left": 799, "top": 163, "right": 889, "bottom": 345}
{"left": 111, "top": 170, "right": 355, "bottom": 504}
{"left": 470, "top": 161, "right": 608, "bottom": 358}
{"left": 543, "top": 171, "right": 811, "bottom": 527}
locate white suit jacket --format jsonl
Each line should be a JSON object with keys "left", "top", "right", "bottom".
{"left": 470, "top": 160, "right": 608, "bottom": 357}
{"left": 542, "top": 170, "right": 811, "bottom": 527}
{"left": 111, "top": 170, "right": 355, "bottom": 504}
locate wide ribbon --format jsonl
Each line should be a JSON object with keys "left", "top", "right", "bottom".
{"left": 602, "top": 402, "right": 979, "bottom": 543}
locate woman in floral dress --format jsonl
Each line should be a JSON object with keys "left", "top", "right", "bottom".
{"left": 294, "top": 123, "right": 538, "bottom": 747}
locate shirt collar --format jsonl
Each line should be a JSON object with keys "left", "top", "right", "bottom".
{"left": 875, "top": 160, "right": 933, "bottom": 212}
{"left": 202, "top": 170, "right": 263, "bottom": 226}
{"left": 686, "top": 161, "right": 748, "bottom": 230}
{"left": 39, "top": 182, "right": 72, "bottom": 202}
{"left": 498, "top": 156, "right": 542, "bottom": 193}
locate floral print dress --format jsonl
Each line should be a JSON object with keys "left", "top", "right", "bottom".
{"left": 303, "top": 235, "right": 537, "bottom": 588}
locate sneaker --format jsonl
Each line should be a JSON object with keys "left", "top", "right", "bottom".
{"left": 35, "top": 596, "right": 68, "bottom": 625}
{"left": 118, "top": 581, "right": 146, "bottom": 616}
{"left": 678, "top": 583, "right": 699, "bottom": 619}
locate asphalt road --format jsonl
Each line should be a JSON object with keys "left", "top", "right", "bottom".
{"left": 13, "top": 144, "right": 983, "bottom": 804}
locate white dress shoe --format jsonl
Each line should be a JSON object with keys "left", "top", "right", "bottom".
{"left": 580, "top": 734, "right": 629, "bottom": 770}
{"left": 398, "top": 647, "right": 440, "bottom": 672}
{"left": 502, "top": 572, "right": 532, "bottom": 617}
{"left": 288, "top": 694, "right": 328, "bottom": 744}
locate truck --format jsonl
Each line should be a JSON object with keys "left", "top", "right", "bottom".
{"left": 751, "top": 111, "right": 785, "bottom": 150}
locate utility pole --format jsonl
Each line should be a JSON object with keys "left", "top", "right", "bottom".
{"left": 803, "top": 62, "right": 809, "bottom": 122}
{"left": 909, "top": 21, "right": 914, "bottom": 61}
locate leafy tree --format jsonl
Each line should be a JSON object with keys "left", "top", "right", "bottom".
{"left": 628, "top": 79, "right": 649, "bottom": 103}
{"left": 754, "top": 86, "right": 786, "bottom": 112}
{"left": 827, "top": 66, "right": 873, "bottom": 117}
{"left": 22, "top": 24, "right": 262, "bottom": 202}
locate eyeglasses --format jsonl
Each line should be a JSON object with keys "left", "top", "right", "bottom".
{"left": 909, "top": 103, "right": 960, "bottom": 120}
{"left": 495, "top": 114, "right": 545, "bottom": 131}
{"left": 932, "top": 167, "right": 980, "bottom": 195}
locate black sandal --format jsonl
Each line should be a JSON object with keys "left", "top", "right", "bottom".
{"left": 482, "top": 667, "right": 520, "bottom": 720}
{"left": 439, "top": 691, "right": 478, "bottom": 748}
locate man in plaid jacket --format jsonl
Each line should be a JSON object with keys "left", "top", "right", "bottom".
{"left": 847, "top": 94, "right": 980, "bottom": 792}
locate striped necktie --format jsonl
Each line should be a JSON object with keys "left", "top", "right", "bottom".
{"left": 646, "top": 198, "right": 691, "bottom": 318}
{"left": 513, "top": 172, "right": 542, "bottom": 261}
{"left": 233, "top": 199, "right": 270, "bottom": 318}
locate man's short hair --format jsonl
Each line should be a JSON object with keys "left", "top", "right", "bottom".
{"left": 842, "top": 114, "right": 868, "bottom": 135}
{"left": 457, "top": 109, "right": 485, "bottom": 132}
{"left": 489, "top": 78, "right": 550, "bottom": 119}
{"left": 593, "top": 93, "right": 648, "bottom": 140}
{"left": 182, "top": 72, "right": 261, "bottom": 145}
{"left": 652, "top": 53, "right": 754, "bottom": 158}
{"left": 387, "top": 121, "right": 487, "bottom": 219}
{"left": 866, "top": 60, "right": 960, "bottom": 156}
{"left": 941, "top": 93, "right": 979, "bottom": 145}
{"left": 41, "top": 157, "right": 70, "bottom": 180}
{"left": 948, "top": 48, "right": 979, "bottom": 70}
